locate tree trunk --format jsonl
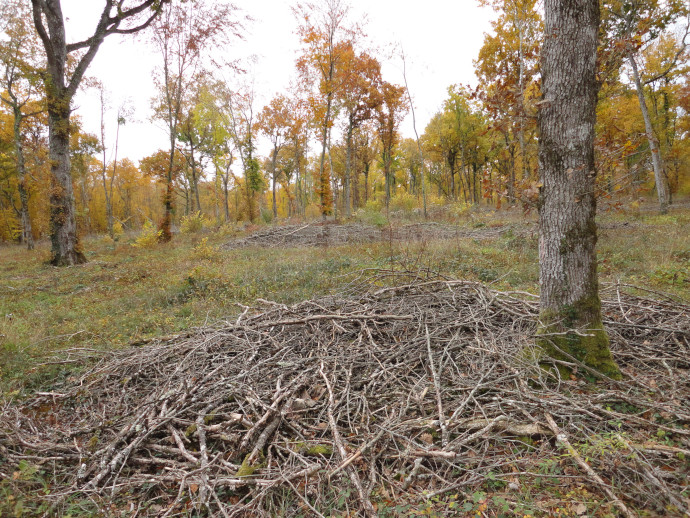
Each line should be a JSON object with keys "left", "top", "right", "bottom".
{"left": 109, "top": 120, "right": 120, "bottom": 236}
{"left": 505, "top": 132, "right": 515, "bottom": 203}
{"left": 271, "top": 144, "right": 278, "bottom": 220}
{"left": 629, "top": 54, "right": 670, "bottom": 214}
{"left": 160, "top": 135, "right": 176, "bottom": 241}
{"left": 537, "top": 0, "right": 620, "bottom": 379}
{"left": 12, "top": 109, "right": 34, "bottom": 250}
{"left": 364, "top": 163, "right": 369, "bottom": 204}
{"left": 223, "top": 161, "right": 231, "bottom": 222}
{"left": 318, "top": 93, "right": 334, "bottom": 219}
{"left": 384, "top": 149, "right": 391, "bottom": 213}
{"left": 47, "top": 98, "right": 86, "bottom": 265}
{"left": 344, "top": 121, "right": 353, "bottom": 218}
{"left": 448, "top": 150, "right": 456, "bottom": 200}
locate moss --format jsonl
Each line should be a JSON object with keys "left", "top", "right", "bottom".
{"left": 86, "top": 435, "right": 99, "bottom": 452}
{"left": 536, "top": 289, "right": 622, "bottom": 380}
{"left": 559, "top": 219, "right": 598, "bottom": 257}
{"left": 537, "top": 323, "right": 622, "bottom": 380}
{"left": 184, "top": 424, "right": 197, "bottom": 438}
{"left": 304, "top": 444, "right": 333, "bottom": 456}
{"left": 235, "top": 453, "right": 266, "bottom": 477}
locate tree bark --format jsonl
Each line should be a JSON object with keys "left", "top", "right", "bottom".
{"left": 99, "top": 89, "right": 114, "bottom": 238}
{"left": 344, "top": 121, "right": 353, "bottom": 218}
{"left": 318, "top": 92, "right": 334, "bottom": 219}
{"left": 12, "top": 107, "right": 34, "bottom": 250}
{"left": 32, "top": 0, "right": 167, "bottom": 260}
{"left": 271, "top": 144, "right": 279, "bottom": 220}
{"left": 189, "top": 144, "right": 202, "bottom": 214}
{"left": 33, "top": 0, "right": 86, "bottom": 265}
{"left": 47, "top": 94, "right": 86, "bottom": 264}
{"left": 537, "top": 0, "right": 621, "bottom": 379}
{"left": 629, "top": 54, "right": 670, "bottom": 214}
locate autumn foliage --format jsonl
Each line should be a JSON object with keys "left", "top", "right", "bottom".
{"left": 0, "top": 0, "right": 689, "bottom": 247}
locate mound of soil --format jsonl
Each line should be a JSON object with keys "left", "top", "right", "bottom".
{"left": 1, "top": 277, "right": 688, "bottom": 516}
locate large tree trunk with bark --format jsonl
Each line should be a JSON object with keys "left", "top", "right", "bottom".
{"left": 537, "top": 0, "right": 621, "bottom": 379}
{"left": 33, "top": 0, "right": 86, "bottom": 265}
{"left": 47, "top": 96, "right": 86, "bottom": 265}
{"left": 32, "top": 0, "right": 167, "bottom": 262}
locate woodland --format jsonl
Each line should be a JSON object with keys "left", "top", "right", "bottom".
{"left": 0, "top": 0, "right": 689, "bottom": 516}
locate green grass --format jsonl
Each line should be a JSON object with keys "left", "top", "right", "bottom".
{"left": 0, "top": 208, "right": 688, "bottom": 392}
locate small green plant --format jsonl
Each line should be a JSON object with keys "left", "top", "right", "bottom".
{"left": 192, "top": 237, "right": 220, "bottom": 261}
{"left": 180, "top": 211, "right": 209, "bottom": 234}
{"left": 390, "top": 192, "right": 419, "bottom": 214}
{"left": 112, "top": 220, "right": 124, "bottom": 237}
{"left": 132, "top": 221, "right": 161, "bottom": 248}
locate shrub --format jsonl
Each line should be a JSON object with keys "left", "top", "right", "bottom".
{"left": 389, "top": 192, "right": 418, "bottom": 214}
{"left": 354, "top": 199, "right": 388, "bottom": 226}
{"left": 260, "top": 208, "right": 273, "bottom": 224}
{"left": 305, "top": 203, "right": 322, "bottom": 220}
{"left": 112, "top": 221, "right": 124, "bottom": 237}
{"left": 132, "top": 221, "right": 161, "bottom": 248}
{"left": 192, "top": 237, "right": 220, "bottom": 262}
{"left": 180, "top": 211, "right": 209, "bottom": 234}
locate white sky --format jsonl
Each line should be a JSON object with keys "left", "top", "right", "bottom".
{"left": 64, "top": 0, "right": 495, "bottom": 163}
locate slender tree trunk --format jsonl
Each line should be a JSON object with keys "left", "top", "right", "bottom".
{"left": 318, "top": 93, "right": 334, "bottom": 219}
{"left": 109, "top": 119, "right": 120, "bottom": 236}
{"left": 505, "top": 132, "right": 515, "bottom": 203}
{"left": 401, "top": 53, "right": 427, "bottom": 218}
{"left": 352, "top": 145, "right": 359, "bottom": 211}
{"left": 188, "top": 144, "right": 202, "bottom": 214}
{"left": 364, "top": 163, "right": 369, "bottom": 204}
{"left": 327, "top": 127, "right": 337, "bottom": 219}
{"left": 629, "top": 54, "right": 670, "bottom": 214}
{"left": 448, "top": 151, "right": 456, "bottom": 200}
{"left": 271, "top": 144, "right": 278, "bottom": 220}
{"left": 12, "top": 109, "right": 34, "bottom": 250}
{"left": 160, "top": 131, "right": 176, "bottom": 241}
{"left": 222, "top": 161, "right": 232, "bottom": 222}
{"left": 384, "top": 149, "right": 391, "bottom": 213}
{"left": 100, "top": 167, "right": 114, "bottom": 237}
{"left": 516, "top": 6, "right": 528, "bottom": 183}
{"left": 99, "top": 88, "right": 115, "bottom": 238}
{"left": 537, "top": 0, "right": 620, "bottom": 379}
{"left": 344, "top": 122, "right": 354, "bottom": 218}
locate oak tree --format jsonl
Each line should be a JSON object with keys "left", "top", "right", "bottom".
{"left": 31, "top": 0, "right": 174, "bottom": 264}
{"left": 537, "top": 0, "right": 621, "bottom": 379}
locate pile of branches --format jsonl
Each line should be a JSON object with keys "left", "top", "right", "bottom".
{"left": 1, "top": 278, "right": 688, "bottom": 517}
{"left": 224, "top": 222, "right": 526, "bottom": 250}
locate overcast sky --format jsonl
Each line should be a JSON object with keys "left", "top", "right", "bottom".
{"left": 64, "top": 0, "right": 495, "bottom": 164}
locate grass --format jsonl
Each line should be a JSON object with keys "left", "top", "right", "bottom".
{"left": 0, "top": 207, "right": 688, "bottom": 393}
{"left": 0, "top": 206, "right": 688, "bottom": 517}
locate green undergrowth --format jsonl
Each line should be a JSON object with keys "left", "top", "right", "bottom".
{"left": 0, "top": 207, "right": 687, "bottom": 393}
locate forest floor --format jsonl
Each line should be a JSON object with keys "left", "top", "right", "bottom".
{"left": 0, "top": 203, "right": 688, "bottom": 516}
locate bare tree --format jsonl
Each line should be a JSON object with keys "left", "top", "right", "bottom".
{"left": 150, "top": 0, "right": 242, "bottom": 239}
{"left": 0, "top": 0, "right": 44, "bottom": 250}
{"left": 31, "top": 0, "right": 172, "bottom": 265}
